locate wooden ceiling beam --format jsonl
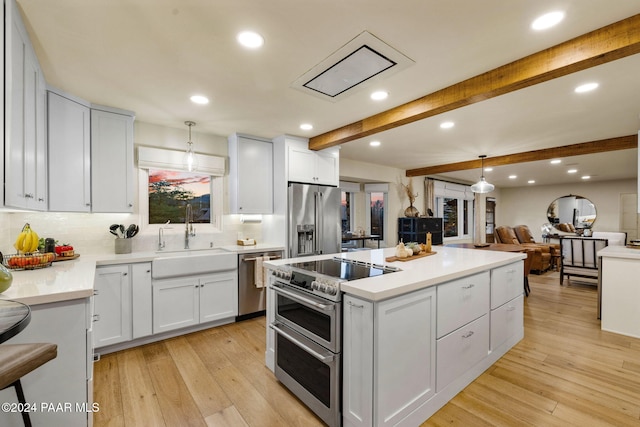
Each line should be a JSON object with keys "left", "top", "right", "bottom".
{"left": 405, "top": 134, "right": 638, "bottom": 177}
{"left": 308, "top": 14, "right": 640, "bottom": 151}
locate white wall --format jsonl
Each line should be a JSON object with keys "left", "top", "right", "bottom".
{"left": 497, "top": 178, "right": 637, "bottom": 241}
{"left": 0, "top": 122, "right": 263, "bottom": 256}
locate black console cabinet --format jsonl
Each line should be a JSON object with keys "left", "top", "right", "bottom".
{"left": 398, "top": 217, "right": 443, "bottom": 245}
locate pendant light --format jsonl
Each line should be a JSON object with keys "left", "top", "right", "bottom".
{"left": 183, "top": 121, "right": 197, "bottom": 172}
{"left": 470, "top": 155, "right": 494, "bottom": 193}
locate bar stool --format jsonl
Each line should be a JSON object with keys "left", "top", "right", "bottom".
{"left": 0, "top": 343, "right": 57, "bottom": 427}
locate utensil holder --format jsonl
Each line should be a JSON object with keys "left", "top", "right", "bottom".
{"left": 115, "top": 238, "right": 132, "bottom": 254}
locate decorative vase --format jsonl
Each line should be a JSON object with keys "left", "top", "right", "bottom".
{"left": 404, "top": 204, "right": 419, "bottom": 218}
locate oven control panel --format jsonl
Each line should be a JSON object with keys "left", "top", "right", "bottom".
{"left": 273, "top": 267, "right": 343, "bottom": 300}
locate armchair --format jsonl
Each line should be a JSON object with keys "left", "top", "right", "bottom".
{"left": 514, "top": 224, "right": 561, "bottom": 268}
{"left": 494, "top": 225, "right": 552, "bottom": 273}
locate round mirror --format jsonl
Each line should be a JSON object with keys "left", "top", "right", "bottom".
{"left": 547, "top": 195, "right": 597, "bottom": 230}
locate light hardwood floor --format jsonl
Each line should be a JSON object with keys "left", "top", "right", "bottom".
{"left": 94, "top": 272, "right": 640, "bottom": 426}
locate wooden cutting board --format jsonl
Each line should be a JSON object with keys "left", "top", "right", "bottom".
{"left": 385, "top": 251, "right": 437, "bottom": 262}
{"left": 53, "top": 254, "right": 80, "bottom": 262}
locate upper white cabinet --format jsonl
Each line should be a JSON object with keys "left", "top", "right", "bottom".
{"left": 4, "top": 0, "right": 48, "bottom": 210}
{"left": 91, "top": 106, "right": 135, "bottom": 212}
{"left": 286, "top": 139, "right": 339, "bottom": 186}
{"left": 228, "top": 133, "right": 273, "bottom": 214}
{"left": 47, "top": 90, "right": 91, "bottom": 212}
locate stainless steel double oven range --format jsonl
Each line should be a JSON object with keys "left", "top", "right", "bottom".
{"left": 270, "top": 257, "right": 400, "bottom": 426}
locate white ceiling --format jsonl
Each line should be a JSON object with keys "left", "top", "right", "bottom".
{"left": 16, "top": 0, "right": 640, "bottom": 187}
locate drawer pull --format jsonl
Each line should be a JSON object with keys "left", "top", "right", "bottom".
{"left": 93, "top": 314, "right": 100, "bottom": 322}
{"left": 347, "top": 301, "right": 364, "bottom": 309}
{"left": 461, "top": 284, "right": 475, "bottom": 290}
{"left": 462, "top": 331, "right": 474, "bottom": 339}
{"left": 507, "top": 306, "right": 516, "bottom": 312}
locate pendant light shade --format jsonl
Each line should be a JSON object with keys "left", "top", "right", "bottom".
{"left": 183, "top": 121, "right": 197, "bottom": 172}
{"left": 470, "top": 155, "right": 494, "bottom": 193}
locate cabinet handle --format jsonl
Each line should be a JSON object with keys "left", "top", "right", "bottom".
{"left": 24, "top": 193, "right": 34, "bottom": 199}
{"left": 507, "top": 306, "right": 516, "bottom": 312}
{"left": 93, "top": 290, "right": 99, "bottom": 296}
{"left": 347, "top": 301, "right": 364, "bottom": 309}
{"left": 128, "top": 203, "right": 133, "bottom": 207}
{"left": 146, "top": 270, "right": 151, "bottom": 273}
{"left": 123, "top": 272, "right": 128, "bottom": 276}
{"left": 38, "top": 198, "right": 45, "bottom": 202}
{"left": 93, "top": 314, "right": 100, "bottom": 322}
{"left": 461, "top": 284, "right": 475, "bottom": 290}
{"left": 86, "top": 203, "right": 91, "bottom": 207}
{"left": 462, "top": 331, "right": 474, "bottom": 339}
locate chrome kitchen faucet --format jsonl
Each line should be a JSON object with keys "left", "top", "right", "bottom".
{"left": 185, "top": 204, "right": 196, "bottom": 249}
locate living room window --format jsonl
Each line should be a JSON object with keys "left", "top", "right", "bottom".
{"left": 433, "top": 181, "right": 473, "bottom": 241}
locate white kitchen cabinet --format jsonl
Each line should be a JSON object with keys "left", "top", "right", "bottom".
{"left": 0, "top": 298, "right": 92, "bottom": 427}
{"left": 490, "top": 262, "right": 523, "bottom": 309}
{"left": 375, "top": 287, "right": 436, "bottom": 426}
{"left": 343, "top": 287, "right": 436, "bottom": 427}
{"left": 491, "top": 294, "right": 524, "bottom": 350}
{"left": 47, "top": 90, "right": 91, "bottom": 212}
{"left": 228, "top": 133, "right": 273, "bottom": 214}
{"left": 436, "top": 314, "right": 490, "bottom": 391}
{"left": 436, "top": 271, "right": 489, "bottom": 338}
{"left": 199, "top": 272, "right": 238, "bottom": 322}
{"left": 4, "top": 0, "right": 48, "bottom": 210}
{"left": 91, "top": 106, "right": 135, "bottom": 212}
{"left": 131, "top": 262, "right": 153, "bottom": 339}
{"left": 153, "top": 272, "right": 238, "bottom": 334}
{"left": 287, "top": 143, "right": 339, "bottom": 186}
{"left": 343, "top": 296, "right": 374, "bottom": 427}
{"left": 93, "top": 264, "right": 132, "bottom": 347}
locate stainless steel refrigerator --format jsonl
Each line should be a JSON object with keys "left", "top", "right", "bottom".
{"left": 288, "top": 183, "right": 341, "bottom": 257}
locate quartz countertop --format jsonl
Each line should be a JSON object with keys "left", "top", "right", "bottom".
{"left": 1, "top": 243, "right": 284, "bottom": 305}
{"left": 265, "top": 246, "right": 525, "bottom": 301}
{"left": 598, "top": 245, "right": 640, "bottom": 260}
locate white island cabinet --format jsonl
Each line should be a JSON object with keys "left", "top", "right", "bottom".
{"left": 265, "top": 246, "right": 525, "bottom": 427}
{"left": 600, "top": 245, "right": 640, "bottom": 338}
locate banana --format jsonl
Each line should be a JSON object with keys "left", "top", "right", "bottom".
{"left": 13, "top": 223, "right": 40, "bottom": 253}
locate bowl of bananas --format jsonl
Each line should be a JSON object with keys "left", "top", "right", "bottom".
{"left": 3, "top": 223, "right": 54, "bottom": 270}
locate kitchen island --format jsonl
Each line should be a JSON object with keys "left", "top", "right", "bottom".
{"left": 599, "top": 245, "right": 640, "bottom": 338}
{"left": 265, "top": 246, "right": 526, "bottom": 427}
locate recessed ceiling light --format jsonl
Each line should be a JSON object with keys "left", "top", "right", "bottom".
{"left": 531, "top": 11, "right": 565, "bottom": 30}
{"left": 528, "top": 180, "right": 536, "bottom": 184}
{"left": 190, "top": 95, "right": 209, "bottom": 105}
{"left": 508, "top": 175, "right": 517, "bottom": 179}
{"left": 567, "top": 169, "right": 578, "bottom": 174}
{"left": 582, "top": 175, "right": 591, "bottom": 180}
{"left": 575, "top": 82, "right": 599, "bottom": 93}
{"left": 440, "top": 121, "right": 454, "bottom": 129}
{"left": 369, "top": 140, "right": 381, "bottom": 147}
{"left": 299, "top": 123, "right": 313, "bottom": 131}
{"left": 370, "top": 91, "right": 388, "bottom": 100}
{"left": 484, "top": 167, "right": 493, "bottom": 172}
{"left": 237, "top": 31, "right": 264, "bottom": 49}
{"left": 550, "top": 159, "right": 562, "bottom": 164}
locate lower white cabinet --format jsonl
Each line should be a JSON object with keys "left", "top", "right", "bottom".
{"left": 94, "top": 264, "right": 132, "bottom": 347}
{"left": 436, "top": 314, "right": 489, "bottom": 392}
{"left": 153, "top": 272, "right": 237, "bottom": 334}
{"left": 490, "top": 295, "right": 524, "bottom": 350}
{"left": 343, "top": 287, "right": 436, "bottom": 427}
{"left": 94, "top": 262, "right": 152, "bottom": 348}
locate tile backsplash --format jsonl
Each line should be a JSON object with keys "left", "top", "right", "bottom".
{"left": 0, "top": 211, "right": 262, "bottom": 256}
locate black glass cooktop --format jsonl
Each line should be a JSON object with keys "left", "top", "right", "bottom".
{"left": 288, "top": 257, "right": 399, "bottom": 281}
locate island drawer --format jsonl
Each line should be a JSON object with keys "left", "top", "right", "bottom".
{"left": 490, "top": 262, "right": 524, "bottom": 309}
{"left": 436, "top": 313, "right": 489, "bottom": 392}
{"left": 490, "top": 294, "right": 524, "bottom": 350}
{"left": 437, "top": 271, "right": 489, "bottom": 338}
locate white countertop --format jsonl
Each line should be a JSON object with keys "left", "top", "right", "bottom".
{"left": 265, "top": 246, "right": 526, "bottom": 301}
{"left": 599, "top": 245, "right": 640, "bottom": 260}
{"left": 1, "top": 244, "right": 284, "bottom": 305}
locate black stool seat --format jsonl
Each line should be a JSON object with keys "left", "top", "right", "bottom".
{"left": 0, "top": 343, "right": 57, "bottom": 427}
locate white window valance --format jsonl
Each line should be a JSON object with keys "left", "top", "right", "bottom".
{"left": 433, "top": 180, "right": 474, "bottom": 200}
{"left": 364, "top": 183, "right": 389, "bottom": 192}
{"left": 137, "top": 146, "right": 225, "bottom": 176}
{"left": 339, "top": 181, "right": 361, "bottom": 193}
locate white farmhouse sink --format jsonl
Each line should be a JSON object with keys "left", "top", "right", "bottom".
{"left": 152, "top": 249, "right": 237, "bottom": 279}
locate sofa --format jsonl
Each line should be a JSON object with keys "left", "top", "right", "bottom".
{"left": 494, "top": 225, "right": 555, "bottom": 273}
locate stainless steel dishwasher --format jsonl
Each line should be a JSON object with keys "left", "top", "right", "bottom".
{"left": 237, "top": 250, "right": 283, "bottom": 320}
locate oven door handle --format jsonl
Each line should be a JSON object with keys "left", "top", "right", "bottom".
{"left": 270, "top": 284, "right": 334, "bottom": 312}
{"left": 270, "top": 323, "right": 334, "bottom": 363}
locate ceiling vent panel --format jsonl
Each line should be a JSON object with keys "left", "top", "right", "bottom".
{"left": 291, "top": 31, "right": 414, "bottom": 102}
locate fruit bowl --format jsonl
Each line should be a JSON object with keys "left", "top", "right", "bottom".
{"left": 2, "top": 252, "right": 55, "bottom": 270}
